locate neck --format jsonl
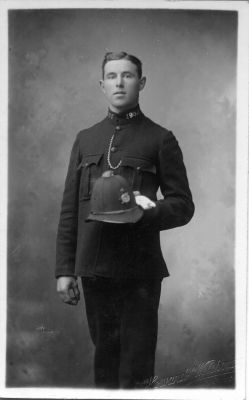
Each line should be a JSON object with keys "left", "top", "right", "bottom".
{"left": 109, "top": 102, "right": 139, "bottom": 115}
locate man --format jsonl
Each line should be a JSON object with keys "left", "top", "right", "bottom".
{"left": 56, "top": 51, "right": 194, "bottom": 389}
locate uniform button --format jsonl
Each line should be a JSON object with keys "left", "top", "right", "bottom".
{"left": 115, "top": 126, "right": 121, "bottom": 131}
{"left": 110, "top": 146, "right": 116, "bottom": 152}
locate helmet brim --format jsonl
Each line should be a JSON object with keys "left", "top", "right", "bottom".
{"left": 86, "top": 206, "right": 144, "bottom": 224}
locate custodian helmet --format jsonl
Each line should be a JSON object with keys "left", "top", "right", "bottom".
{"left": 86, "top": 170, "right": 143, "bottom": 223}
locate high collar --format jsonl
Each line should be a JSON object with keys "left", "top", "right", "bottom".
{"left": 106, "top": 104, "right": 143, "bottom": 126}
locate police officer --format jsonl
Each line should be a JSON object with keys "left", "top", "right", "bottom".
{"left": 56, "top": 51, "right": 195, "bottom": 389}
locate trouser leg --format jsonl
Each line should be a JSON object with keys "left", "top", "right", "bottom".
{"left": 119, "top": 279, "right": 162, "bottom": 389}
{"left": 82, "top": 277, "right": 162, "bottom": 389}
{"left": 82, "top": 277, "right": 122, "bottom": 389}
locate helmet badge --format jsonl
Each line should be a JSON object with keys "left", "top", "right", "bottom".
{"left": 120, "top": 188, "right": 130, "bottom": 204}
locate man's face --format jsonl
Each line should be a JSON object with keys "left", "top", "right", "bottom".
{"left": 100, "top": 59, "right": 146, "bottom": 113}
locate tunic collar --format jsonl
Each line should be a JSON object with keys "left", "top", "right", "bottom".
{"left": 107, "top": 104, "right": 143, "bottom": 125}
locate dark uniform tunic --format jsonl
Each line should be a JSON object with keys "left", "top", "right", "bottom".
{"left": 55, "top": 105, "right": 194, "bottom": 388}
{"left": 56, "top": 105, "right": 194, "bottom": 279}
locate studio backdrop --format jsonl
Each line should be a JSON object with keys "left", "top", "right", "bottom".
{"left": 7, "top": 8, "right": 236, "bottom": 387}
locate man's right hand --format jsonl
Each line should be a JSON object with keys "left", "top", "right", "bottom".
{"left": 57, "top": 276, "right": 80, "bottom": 306}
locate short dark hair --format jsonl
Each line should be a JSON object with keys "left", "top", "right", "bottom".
{"left": 102, "top": 51, "right": 142, "bottom": 79}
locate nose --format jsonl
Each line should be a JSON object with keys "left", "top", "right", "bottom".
{"left": 116, "top": 74, "right": 124, "bottom": 87}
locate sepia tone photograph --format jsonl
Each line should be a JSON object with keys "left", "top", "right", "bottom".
{"left": 0, "top": 1, "right": 248, "bottom": 399}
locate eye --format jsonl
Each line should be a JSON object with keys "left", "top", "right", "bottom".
{"left": 106, "top": 74, "right": 116, "bottom": 79}
{"left": 124, "top": 73, "right": 132, "bottom": 78}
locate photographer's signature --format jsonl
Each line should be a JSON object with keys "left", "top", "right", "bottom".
{"left": 139, "top": 359, "right": 235, "bottom": 388}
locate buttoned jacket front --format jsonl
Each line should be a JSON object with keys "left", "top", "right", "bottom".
{"left": 56, "top": 107, "right": 195, "bottom": 279}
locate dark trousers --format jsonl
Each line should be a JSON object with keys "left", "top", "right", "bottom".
{"left": 82, "top": 276, "right": 162, "bottom": 389}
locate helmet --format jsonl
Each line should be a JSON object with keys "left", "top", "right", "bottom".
{"left": 86, "top": 170, "right": 144, "bottom": 223}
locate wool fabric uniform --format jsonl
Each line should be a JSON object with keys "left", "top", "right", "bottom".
{"left": 55, "top": 104, "right": 194, "bottom": 388}
{"left": 56, "top": 105, "right": 194, "bottom": 279}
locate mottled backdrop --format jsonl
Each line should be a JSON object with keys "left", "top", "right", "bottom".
{"left": 7, "top": 9, "right": 236, "bottom": 387}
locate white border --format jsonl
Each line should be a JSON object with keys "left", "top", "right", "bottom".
{"left": 235, "top": 6, "right": 249, "bottom": 400}
{"left": 0, "top": 0, "right": 248, "bottom": 11}
{"left": 0, "top": 1, "right": 248, "bottom": 399}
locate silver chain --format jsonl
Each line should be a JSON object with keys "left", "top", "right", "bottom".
{"left": 107, "top": 134, "right": 122, "bottom": 170}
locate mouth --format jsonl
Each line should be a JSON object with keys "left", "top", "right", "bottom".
{"left": 114, "top": 91, "right": 126, "bottom": 95}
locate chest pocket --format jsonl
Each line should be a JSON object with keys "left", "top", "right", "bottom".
{"left": 118, "top": 156, "right": 157, "bottom": 192}
{"left": 78, "top": 154, "right": 103, "bottom": 200}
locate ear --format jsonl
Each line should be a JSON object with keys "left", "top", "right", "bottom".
{"left": 99, "top": 80, "right": 105, "bottom": 94}
{"left": 139, "top": 76, "right": 146, "bottom": 92}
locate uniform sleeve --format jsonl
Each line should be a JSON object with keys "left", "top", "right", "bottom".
{"left": 55, "top": 134, "right": 81, "bottom": 277}
{"left": 137, "top": 131, "right": 195, "bottom": 231}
